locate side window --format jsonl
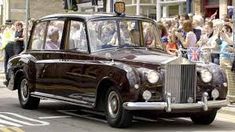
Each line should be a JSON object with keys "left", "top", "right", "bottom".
{"left": 120, "top": 20, "right": 140, "bottom": 46}
{"left": 142, "top": 22, "right": 162, "bottom": 48}
{"left": 31, "top": 22, "right": 47, "bottom": 50}
{"left": 45, "top": 21, "right": 64, "bottom": 50}
{"left": 68, "top": 21, "right": 88, "bottom": 52}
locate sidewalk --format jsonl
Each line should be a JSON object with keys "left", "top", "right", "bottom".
{"left": 219, "top": 104, "right": 235, "bottom": 115}
{"left": 0, "top": 72, "right": 5, "bottom": 88}
{"left": 0, "top": 61, "right": 5, "bottom": 88}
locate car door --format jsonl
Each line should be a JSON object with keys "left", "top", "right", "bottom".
{"left": 31, "top": 20, "right": 67, "bottom": 95}
{"left": 57, "top": 20, "right": 97, "bottom": 105}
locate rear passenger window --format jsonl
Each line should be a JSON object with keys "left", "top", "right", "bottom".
{"left": 31, "top": 22, "right": 47, "bottom": 50}
{"left": 45, "top": 21, "right": 64, "bottom": 50}
{"left": 68, "top": 21, "right": 88, "bottom": 52}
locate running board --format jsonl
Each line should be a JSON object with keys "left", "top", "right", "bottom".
{"left": 31, "top": 92, "right": 94, "bottom": 109}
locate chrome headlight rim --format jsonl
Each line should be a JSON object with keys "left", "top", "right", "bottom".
{"left": 200, "top": 69, "right": 212, "bottom": 83}
{"left": 211, "top": 88, "right": 219, "bottom": 99}
{"left": 146, "top": 70, "right": 159, "bottom": 84}
{"left": 142, "top": 90, "right": 152, "bottom": 101}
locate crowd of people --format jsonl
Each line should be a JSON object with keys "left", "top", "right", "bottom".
{"left": 156, "top": 13, "right": 234, "bottom": 93}
{"left": 157, "top": 13, "right": 234, "bottom": 68}
{"left": 0, "top": 20, "right": 25, "bottom": 84}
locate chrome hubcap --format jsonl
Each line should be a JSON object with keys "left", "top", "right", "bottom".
{"left": 108, "top": 91, "right": 120, "bottom": 118}
{"left": 20, "top": 79, "right": 29, "bottom": 101}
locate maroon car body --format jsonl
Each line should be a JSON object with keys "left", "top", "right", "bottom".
{"left": 6, "top": 13, "right": 228, "bottom": 128}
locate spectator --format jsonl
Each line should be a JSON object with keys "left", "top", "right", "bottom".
{"left": 175, "top": 20, "right": 198, "bottom": 61}
{"left": 2, "top": 20, "right": 15, "bottom": 85}
{"left": 162, "top": 20, "right": 172, "bottom": 32}
{"left": 220, "top": 24, "right": 233, "bottom": 45}
{"left": 175, "top": 20, "right": 197, "bottom": 48}
{"left": 14, "top": 21, "right": 25, "bottom": 54}
{"left": 0, "top": 26, "right": 5, "bottom": 60}
{"left": 178, "top": 14, "right": 190, "bottom": 30}
{"left": 192, "top": 16, "right": 203, "bottom": 41}
{"left": 1, "top": 20, "right": 15, "bottom": 50}
{"left": 166, "top": 30, "right": 178, "bottom": 55}
{"left": 219, "top": 24, "right": 233, "bottom": 66}
{"left": 158, "top": 23, "right": 168, "bottom": 50}
{"left": 219, "top": 24, "right": 234, "bottom": 95}
{"left": 197, "top": 21, "right": 220, "bottom": 64}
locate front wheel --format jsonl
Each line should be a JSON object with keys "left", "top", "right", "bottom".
{"left": 105, "top": 87, "right": 133, "bottom": 128}
{"left": 18, "top": 76, "right": 40, "bottom": 109}
{"left": 190, "top": 109, "right": 217, "bottom": 125}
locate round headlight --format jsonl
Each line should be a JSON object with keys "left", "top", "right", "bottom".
{"left": 147, "top": 70, "right": 159, "bottom": 84}
{"left": 142, "top": 90, "right": 152, "bottom": 101}
{"left": 200, "top": 69, "right": 212, "bottom": 83}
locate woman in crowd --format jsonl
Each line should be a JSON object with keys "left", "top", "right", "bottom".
{"left": 175, "top": 20, "right": 198, "bottom": 60}
{"left": 219, "top": 24, "right": 233, "bottom": 66}
{"left": 175, "top": 20, "right": 197, "bottom": 48}
{"left": 14, "top": 21, "right": 24, "bottom": 54}
{"left": 218, "top": 24, "right": 234, "bottom": 98}
{"left": 158, "top": 23, "right": 168, "bottom": 50}
{"left": 197, "top": 21, "right": 220, "bottom": 64}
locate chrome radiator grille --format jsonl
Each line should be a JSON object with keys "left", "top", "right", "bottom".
{"left": 165, "top": 64, "right": 196, "bottom": 103}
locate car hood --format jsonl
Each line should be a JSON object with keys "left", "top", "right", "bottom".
{"left": 92, "top": 48, "right": 181, "bottom": 65}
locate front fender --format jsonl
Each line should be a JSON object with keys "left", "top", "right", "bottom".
{"left": 196, "top": 63, "right": 228, "bottom": 99}
{"left": 7, "top": 54, "right": 37, "bottom": 91}
{"left": 99, "top": 61, "right": 140, "bottom": 90}
{"left": 96, "top": 61, "right": 141, "bottom": 101}
{"left": 196, "top": 63, "right": 227, "bottom": 85}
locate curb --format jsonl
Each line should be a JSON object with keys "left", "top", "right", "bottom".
{"left": 0, "top": 73, "right": 6, "bottom": 88}
{"left": 218, "top": 104, "right": 235, "bottom": 115}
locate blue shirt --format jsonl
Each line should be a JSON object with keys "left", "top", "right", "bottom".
{"left": 220, "top": 41, "right": 231, "bottom": 60}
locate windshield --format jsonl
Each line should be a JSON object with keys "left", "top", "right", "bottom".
{"left": 87, "top": 19, "right": 162, "bottom": 52}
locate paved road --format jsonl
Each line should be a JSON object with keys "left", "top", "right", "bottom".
{"left": 1, "top": 61, "right": 235, "bottom": 131}
{"left": 0, "top": 88, "right": 235, "bottom": 132}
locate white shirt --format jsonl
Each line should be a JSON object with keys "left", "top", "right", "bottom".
{"left": 186, "top": 31, "right": 197, "bottom": 48}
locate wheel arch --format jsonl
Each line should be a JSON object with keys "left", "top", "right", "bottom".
{"left": 13, "top": 70, "right": 25, "bottom": 90}
{"left": 94, "top": 78, "right": 117, "bottom": 111}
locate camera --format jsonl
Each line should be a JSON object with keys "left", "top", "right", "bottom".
{"left": 215, "top": 38, "right": 222, "bottom": 45}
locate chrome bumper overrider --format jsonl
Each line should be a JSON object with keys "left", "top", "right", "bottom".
{"left": 123, "top": 93, "right": 228, "bottom": 112}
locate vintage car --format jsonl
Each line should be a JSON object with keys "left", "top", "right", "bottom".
{"left": 6, "top": 2, "right": 228, "bottom": 128}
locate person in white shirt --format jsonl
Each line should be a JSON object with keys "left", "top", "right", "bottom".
{"left": 175, "top": 20, "right": 198, "bottom": 61}
{"left": 197, "top": 21, "right": 219, "bottom": 64}
{"left": 175, "top": 20, "right": 197, "bottom": 48}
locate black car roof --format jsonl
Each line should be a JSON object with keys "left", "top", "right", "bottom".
{"left": 39, "top": 12, "right": 153, "bottom": 22}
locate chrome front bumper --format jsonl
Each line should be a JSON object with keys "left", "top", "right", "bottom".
{"left": 123, "top": 93, "right": 228, "bottom": 112}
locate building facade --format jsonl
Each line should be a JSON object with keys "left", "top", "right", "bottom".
{"left": 1, "top": 0, "right": 64, "bottom": 24}
{"left": 0, "top": 0, "right": 234, "bottom": 25}
{"left": 193, "top": 0, "right": 233, "bottom": 19}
